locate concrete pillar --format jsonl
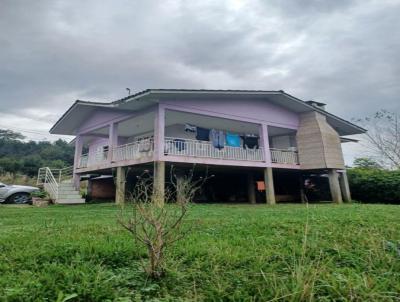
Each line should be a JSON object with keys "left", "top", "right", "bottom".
{"left": 264, "top": 167, "right": 276, "bottom": 205}
{"left": 339, "top": 171, "right": 351, "bottom": 202}
{"left": 115, "top": 166, "right": 126, "bottom": 204}
{"left": 153, "top": 161, "right": 165, "bottom": 206}
{"left": 260, "top": 124, "right": 272, "bottom": 165}
{"left": 153, "top": 105, "right": 165, "bottom": 161}
{"left": 107, "top": 122, "right": 118, "bottom": 163}
{"left": 73, "top": 135, "right": 83, "bottom": 190}
{"left": 299, "top": 175, "right": 307, "bottom": 203}
{"left": 328, "top": 169, "right": 342, "bottom": 204}
{"left": 247, "top": 172, "right": 256, "bottom": 204}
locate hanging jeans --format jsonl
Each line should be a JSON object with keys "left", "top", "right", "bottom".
{"left": 210, "top": 129, "right": 225, "bottom": 149}
{"left": 174, "top": 139, "right": 186, "bottom": 151}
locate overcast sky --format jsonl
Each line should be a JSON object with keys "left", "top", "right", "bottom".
{"left": 1, "top": 0, "right": 399, "bottom": 163}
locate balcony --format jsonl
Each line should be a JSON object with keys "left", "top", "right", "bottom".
{"left": 77, "top": 137, "right": 299, "bottom": 169}
{"left": 78, "top": 138, "right": 154, "bottom": 169}
{"left": 164, "top": 137, "right": 265, "bottom": 162}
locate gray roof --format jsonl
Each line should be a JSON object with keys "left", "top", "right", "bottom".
{"left": 50, "top": 89, "right": 366, "bottom": 136}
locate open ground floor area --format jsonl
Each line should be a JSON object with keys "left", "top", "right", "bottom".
{"left": 81, "top": 162, "right": 351, "bottom": 204}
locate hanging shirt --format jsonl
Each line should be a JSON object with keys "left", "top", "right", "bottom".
{"left": 242, "top": 136, "right": 259, "bottom": 149}
{"left": 209, "top": 129, "right": 225, "bottom": 149}
{"left": 226, "top": 132, "right": 241, "bottom": 147}
{"left": 196, "top": 127, "right": 210, "bottom": 141}
{"left": 257, "top": 181, "right": 266, "bottom": 191}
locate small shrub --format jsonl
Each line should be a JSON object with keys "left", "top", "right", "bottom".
{"left": 118, "top": 169, "right": 206, "bottom": 279}
{"left": 31, "top": 190, "right": 48, "bottom": 199}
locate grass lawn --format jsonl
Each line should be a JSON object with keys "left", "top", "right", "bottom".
{"left": 0, "top": 203, "right": 399, "bottom": 301}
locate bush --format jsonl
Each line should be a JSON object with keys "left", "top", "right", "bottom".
{"left": 31, "top": 190, "right": 49, "bottom": 199}
{"left": 348, "top": 168, "right": 400, "bottom": 203}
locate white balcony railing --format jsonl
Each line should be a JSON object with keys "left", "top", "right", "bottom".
{"left": 77, "top": 137, "right": 299, "bottom": 169}
{"left": 164, "top": 137, "right": 265, "bottom": 162}
{"left": 112, "top": 138, "right": 154, "bottom": 162}
{"left": 78, "top": 150, "right": 108, "bottom": 169}
{"left": 77, "top": 139, "right": 154, "bottom": 169}
{"left": 270, "top": 148, "right": 299, "bottom": 165}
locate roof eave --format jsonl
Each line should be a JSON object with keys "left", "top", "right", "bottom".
{"left": 280, "top": 91, "right": 367, "bottom": 134}
{"left": 49, "top": 100, "right": 115, "bottom": 134}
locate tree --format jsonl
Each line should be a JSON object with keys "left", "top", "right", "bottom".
{"left": 355, "top": 110, "right": 400, "bottom": 169}
{"left": 117, "top": 168, "right": 207, "bottom": 279}
{"left": 353, "top": 157, "right": 382, "bottom": 169}
{"left": 0, "top": 129, "right": 74, "bottom": 176}
{"left": 0, "top": 129, "right": 25, "bottom": 141}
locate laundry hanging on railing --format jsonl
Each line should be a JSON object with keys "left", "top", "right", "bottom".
{"left": 184, "top": 123, "right": 196, "bottom": 133}
{"left": 226, "top": 132, "right": 241, "bottom": 147}
{"left": 173, "top": 138, "right": 186, "bottom": 151}
{"left": 196, "top": 127, "right": 210, "bottom": 141}
{"left": 210, "top": 129, "right": 225, "bottom": 149}
{"left": 242, "top": 135, "right": 259, "bottom": 149}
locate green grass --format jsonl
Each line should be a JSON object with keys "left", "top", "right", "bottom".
{"left": 0, "top": 203, "right": 399, "bottom": 301}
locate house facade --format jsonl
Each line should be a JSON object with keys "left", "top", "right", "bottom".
{"left": 46, "top": 89, "right": 365, "bottom": 204}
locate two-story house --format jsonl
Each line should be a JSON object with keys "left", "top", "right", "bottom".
{"left": 41, "top": 89, "right": 365, "bottom": 204}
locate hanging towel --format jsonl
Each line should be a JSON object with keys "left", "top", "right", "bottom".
{"left": 242, "top": 136, "right": 259, "bottom": 149}
{"left": 196, "top": 127, "right": 210, "bottom": 141}
{"left": 210, "top": 129, "right": 225, "bottom": 149}
{"left": 226, "top": 132, "right": 241, "bottom": 147}
{"left": 184, "top": 124, "right": 196, "bottom": 132}
{"left": 257, "top": 181, "right": 266, "bottom": 191}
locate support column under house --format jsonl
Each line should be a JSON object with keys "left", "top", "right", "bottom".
{"left": 339, "top": 171, "right": 351, "bottom": 202}
{"left": 115, "top": 166, "right": 126, "bottom": 204}
{"left": 264, "top": 167, "right": 276, "bottom": 205}
{"left": 328, "top": 169, "right": 342, "bottom": 204}
{"left": 247, "top": 172, "right": 256, "bottom": 204}
{"left": 153, "top": 161, "right": 165, "bottom": 205}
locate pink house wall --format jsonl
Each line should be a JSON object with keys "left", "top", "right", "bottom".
{"left": 78, "top": 109, "right": 135, "bottom": 134}
{"left": 159, "top": 98, "right": 299, "bottom": 129}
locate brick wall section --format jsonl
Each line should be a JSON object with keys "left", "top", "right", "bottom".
{"left": 88, "top": 178, "right": 116, "bottom": 200}
{"left": 296, "top": 111, "right": 345, "bottom": 170}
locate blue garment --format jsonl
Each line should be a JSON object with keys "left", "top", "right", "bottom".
{"left": 196, "top": 127, "right": 210, "bottom": 141}
{"left": 174, "top": 139, "right": 186, "bottom": 151}
{"left": 226, "top": 132, "right": 240, "bottom": 147}
{"left": 210, "top": 129, "right": 225, "bottom": 149}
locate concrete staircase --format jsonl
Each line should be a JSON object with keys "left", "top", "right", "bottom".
{"left": 56, "top": 182, "right": 85, "bottom": 204}
{"left": 38, "top": 167, "right": 85, "bottom": 204}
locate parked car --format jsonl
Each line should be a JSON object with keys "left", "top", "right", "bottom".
{"left": 0, "top": 182, "right": 39, "bottom": 204}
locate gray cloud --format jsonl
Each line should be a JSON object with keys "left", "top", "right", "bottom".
{"left": 0, "top": 0, "right": 399, "bottom": 147}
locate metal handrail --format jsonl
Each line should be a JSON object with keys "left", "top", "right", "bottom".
{"left": 36, "top": 166, "right": 74, "bottom": 200}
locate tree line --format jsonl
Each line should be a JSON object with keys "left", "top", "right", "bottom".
{"left": 0, "top": 129, "right": 74, "bottom": 177}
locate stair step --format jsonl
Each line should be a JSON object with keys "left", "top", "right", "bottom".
{"left": 58, "top": 194, "right": 82, "bottom": 199}
{"left": 58, "top": 189, "right": 80, "bottom": 194}
{"left": 56, "top": 198, "right": 85, "bottom": 204}
{"left": 59, "top": 184, "right": 75, "bottom": 188}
